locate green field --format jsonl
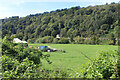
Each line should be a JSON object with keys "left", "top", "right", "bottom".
{"left": 29, "top": 44, "right": 118, "bottom": 71}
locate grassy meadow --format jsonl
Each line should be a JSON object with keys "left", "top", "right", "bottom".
{"left": 29, "top": 44, "right": 118, "bottom": 71}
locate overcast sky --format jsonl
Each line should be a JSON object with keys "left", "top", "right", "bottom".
{"left": 0, "top": 0, "right": 119, "bottom": 19}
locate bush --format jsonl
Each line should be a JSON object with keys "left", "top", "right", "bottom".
{"left": 58, "top": 38, "right": 69, "bottom": 44}
{"left": 74, "top": 36, "right": 84, "bottom": 44}
{"left": 90, "top": 35, "right": 100, "bottom": 45}
{"left": 52, "top": 38, "right": 59, "bottom": 44}
{"left": 79, "top": 50, "right": 119, "bottom": 79}
{"left": 109, "top": 40, "right": 115, "bottom": 45}
{"left": 101, "top": 24, "right": 109, "bottom": 30}
{"left": 27, "top": 38, "right": 36, "bottom": 43}
{"left": 2, "top": 36, "right": 53, "bottom": 78}
{"left": 108, "top": 33, "right": 116, "bottom": 45}
{"left": 35, "top": 38, "right": 42, "bottom": 43}
{"left": 84, "top": 38, "right": 91, "bottom": 44}
{"left": 41, "top": 36, "right": 54, "bottom": 43}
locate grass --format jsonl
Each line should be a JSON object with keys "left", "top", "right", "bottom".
{"left": 29, "top": 44, "right": 118, "bottom": 71}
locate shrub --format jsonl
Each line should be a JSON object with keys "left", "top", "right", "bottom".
{"left": 84, "top": 38, "right": 91, "bottom": 44}
{"left": 41, "top": 36, "right": 54, "bottom": 43}
{"left": 58, "top": 38, "right": 69, "bottom": 44}
{"left": 35, "top": 38, "right": 42, "bottom": 43}
{"left": 74, "top": 36, "right": 84, "bottom": 44}
{"left": 79, "top": 50, "right": 119, "bottom": 78}
{"left": 90, "top": 35, "right": 100, "bottom": 45}
{"left": 2, "top": 36, "right": 52, "bottom": 78}
{"left": 52, "top": 38, "right": 59, "bottom": 44}
{"left": 108, "top": 33, "right": 116, "bottom": 45}
{"left": 27, "top": 38, "right": 36, "bottom": 43}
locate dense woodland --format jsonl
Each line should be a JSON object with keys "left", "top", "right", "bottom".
{"left": 2, "top": 2, "right": 119, "bottom": 45}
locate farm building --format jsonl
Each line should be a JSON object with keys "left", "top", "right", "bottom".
{"left": 56, "top": 34, "right": 60, "bottom": 39}
{"left": 13, "top": 38, "right": 27, "bottom": 43}
{"left": 13, "top": 38, "right": 28, "bottom": 47}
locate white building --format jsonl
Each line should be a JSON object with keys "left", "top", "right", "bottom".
{"left": 56, "top": 34, "right": 60, "bottom": 39}
{"left": 13, "top": 38, "right": 27, "bottom": 43}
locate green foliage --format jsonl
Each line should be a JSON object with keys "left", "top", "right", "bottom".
{"left": 90, "top": 35, "right": 100, "bottom": 45}
{"left": 41, "top": 36, "right": 54, "bottom": 43}
{"left": 2, "top": 36, "right": 57, "bottom": 78}
{"left": 108, "top": 33, "right": 116, "bottom": 45}
{"left": 2, "top": 37, "right": 119, "bottom": 78}
{"left": 101, "top": 24, "right": 109, "bottom": 30}
{"left": 35, "top": 38, "right": 42, "bottom": 43}
{"left": 52, "top": 38, "right": 59, "bottom": 44}
{"left": 27, "top": 38, "right": 36, "bottom": 43}
{"left": 1, "top": 2, "right": 120, "bottom": 78}
{"left": 74, "top": 36, "right": 84, "bottom": 44}
{"left": 2, "top": 3, "right": 118, "bottom": 45}
{"left": 58, "top": 38, "right": 69, "bottom": 44}
{"left": 84, "top": 38, "right": 91, "bottom": 44}
{"left": 79, "top": 50, "right": 119, "bottom": 78}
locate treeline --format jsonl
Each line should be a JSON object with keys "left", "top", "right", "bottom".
{"left": 2, "top": 2, "right": 119, "bottom": 45}
{"left": 28, "top": 33, "right": 117, "bottom": 45}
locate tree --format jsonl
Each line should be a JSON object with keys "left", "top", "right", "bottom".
{"left": 90, "top": 35, "right": 100, "bottom": 45}
{"left": 51, "top": 30, "right": 57, "bottom": 37}
{"left": 52, "top": 38, "right": 59, "bottom": 44}
{"left": 43, "top": 29, "right": 51, "bottom": 36}
{"left": 41, "top": 24, "right": 48, "bottom": 30}
{"left": 67, "top": 28, "right": 73, "bottom": 37}
{"left": 41, "top": 36, "right": 54, "bottom": 43}
{"left": 60, "top": 28, "right": 67, "bottom": 37}
{"left": 72, "top": 29, "right": 79, "bottom": 38}
{"left": 84, "top": 38, "right": 90, "bottom": 44}
{"left": 35, "top": 25, "right": 42, "bottom": 36}
{"left": 101, "top": 24, "right": 109, "bottom": 30}
{"left": 108, "top": 33, "right": 116, "bottom": 45}
{"left": 35, "top": 38, "right": 42, "bottom": 43}
{"left": 58, "top": 38, "right": 69, "bottom": 44}
{"left": 74, "top": 36, "right": 84, "bottom": 44}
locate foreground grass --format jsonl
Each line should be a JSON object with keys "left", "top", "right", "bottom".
{"left": 29, "top": 44, "right": 118, "bottom": 71}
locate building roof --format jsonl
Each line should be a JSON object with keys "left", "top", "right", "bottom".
{"left": 56, "top": 34, "right": 60, "bottom": 38}
{"left": 13, "top": 38, "right": 27, "bottom": 43}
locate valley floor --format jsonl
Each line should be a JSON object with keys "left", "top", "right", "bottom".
{"left": 29, "top": 44, "right": 118, "bottom": 71}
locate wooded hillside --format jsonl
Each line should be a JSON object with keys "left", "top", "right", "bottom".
{"left": 2, "top": 2, "right": 119, "bottom": 44}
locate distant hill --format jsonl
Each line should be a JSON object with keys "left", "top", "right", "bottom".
{"left": 2, "top": 2, "right": 119, "bottom": 43}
